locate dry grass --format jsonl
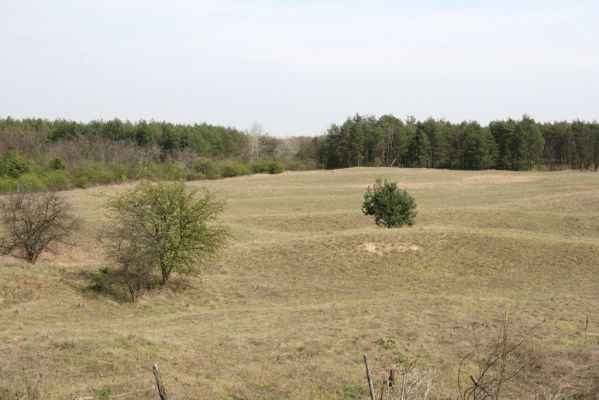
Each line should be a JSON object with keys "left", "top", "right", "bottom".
{"left": 0, "top": 168, "right": 598, "bottom": 399}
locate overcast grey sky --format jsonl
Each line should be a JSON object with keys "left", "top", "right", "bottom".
{"left": 1, "top": 1, "right": 598, "bottom": 136}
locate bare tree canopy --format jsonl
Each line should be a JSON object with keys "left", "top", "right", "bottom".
{"left": 0, "top": 190, "right": 79, "bottom": 263}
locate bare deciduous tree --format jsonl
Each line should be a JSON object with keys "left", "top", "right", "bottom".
{"left": 0, "top": 190, "right": 79, "bottom": 263}
{"left": 247, "top": 121, "right": 264, "bottom": 165}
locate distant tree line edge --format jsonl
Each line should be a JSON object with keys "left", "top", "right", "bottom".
{"left": 0, "top": 114, "right": 597, "bottom": 192}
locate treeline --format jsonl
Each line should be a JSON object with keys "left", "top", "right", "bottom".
{"left": 2, "top": 114, "right": 598, "bottom": 193}
{"left": 320, "top": 114, "right": 599, "bottom": 171}
{"left": 0, "top": 118, "right": 319, "bottom": 192}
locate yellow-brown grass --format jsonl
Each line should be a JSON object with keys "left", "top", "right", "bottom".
{"left": 1, "top": 168, "right": 598, "bottom": 399}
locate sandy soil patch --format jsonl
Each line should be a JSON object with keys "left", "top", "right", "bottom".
{"left": 361, "top": 241, "right": 420, "bottom": 255}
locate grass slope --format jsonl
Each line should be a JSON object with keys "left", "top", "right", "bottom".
{"left": 1, "top": 168, "right": 598, "bottom": 399}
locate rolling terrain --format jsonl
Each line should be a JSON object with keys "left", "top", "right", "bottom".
{"left": 1, "top": 168, "right": 598, "bottom": 399}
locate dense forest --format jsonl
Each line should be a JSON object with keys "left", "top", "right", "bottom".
{"left": 320, "top": 114, "right": 599, "bottom": 171}
{"left": 0, "top": 115, "right": 598, "bottom": 192}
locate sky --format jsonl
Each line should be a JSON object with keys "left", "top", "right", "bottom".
{"left": 1, "top": 1, "right": 598, "bottom": 137}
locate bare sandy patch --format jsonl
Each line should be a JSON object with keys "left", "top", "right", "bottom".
{"left": 361, "top": 241, "right": 420, "bottom": 255}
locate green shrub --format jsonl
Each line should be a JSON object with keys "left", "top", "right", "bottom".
{"left": 251, "top": 160, "right": 284, "bottom": 174}
{"left": 92, "top": 388, "right": 112, "bottom": 400}
{"left": 104, "top": 181, "right": 228, "bottom": 287}
{"left": 110, "top": 163, "right": 130, "bottom": 182}
{"left": 43, "top": 170, "right": 73, "bottom": 191}
{"left": 0, "top": 178, "right": 19, "bottom": 193}
{"left": 137, "top": 161, "right": 187, "bottom": 181}
{"left": 267, "top": 161, "right": 284, "bottom": 174}
{"left": 48, "top": 157, "right": 66, "bottom": 170}
{"left": 79, "top": 163, "right": 115, "bottom": 185}
{"left": 193, "top": 158, "right": 221, "bottom": 179}
{"left": 17, "top": 173, "right": 44, "bottom": 190}
{"left": 0, "top": 150, "right": 30, "bottom": 178}
{"left": 166, "top": 161, "right": 187, "bottom": 180}
{"left": 220, "top": 161, "right": 249, "bottom": 178}
{"left": 251, "top": 161, "right": 269, "bottom": 174}
{"left": 362, "top": 179, "right": 417, "bottom": 228}
{"left": 73, "top": 175, "right": 89, "bottom": 189}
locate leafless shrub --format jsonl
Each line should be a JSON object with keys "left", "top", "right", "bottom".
{"left": 0, "top": 127, "right": 45, "bottom": 157}
{"left": 457, "top": 313, "right": 537, "bottom": 400}
{"left": 47, "top": 136, "right": 161, "bottom": 169}
{"left": 0, "top": 190, "right": 79, "bottom": 263}
{"left": 364, "top": 354, "right": 435, "bottom": 400}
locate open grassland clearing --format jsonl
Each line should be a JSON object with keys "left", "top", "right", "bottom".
{"left": 1, "top": 168, "right": 598, "bottom": 399}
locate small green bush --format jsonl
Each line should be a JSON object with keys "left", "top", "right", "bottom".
{"left": 80, "top": 163, "right": 115, "bottom": 185}
{"left": 48, "top": 157, "right": 66, "bottom": 170}
{"left": 362, "top": 179, "right": 417, "bottom": 228}
{"left": 166, "top": 161, "right": 187, "bottom": 180}
{"left": 251, "top": 160, "right": 284, "bottom": 174}
{"left": 110, "top": 163, "right": 130, "bottom": 182}
{"left": 0, "top": 150, "right": 30, "bottom": 178}
{"left": 193, "top": 158, "right": 221, "bottom": 179}
{"left": 220, "top": 161, "right": 249, "bottom": 178}
{"left": 73, "top": 175, "right": 89, "bottom": 189}
{"left": 267, "top": 161, "right": 284, "bottom": 174}
{"left": 17, "top": 173, "right": 44, "bottom": 190}
{"left": 250, "top": 161, "right": 267, "bottom": 174}
{"left": 43, "top": 170, "right": 73, "bottom": 191}
{"left": 0, "top": 178, "right": 19, "bottom": 193}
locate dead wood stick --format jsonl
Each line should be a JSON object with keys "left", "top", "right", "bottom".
{"left": 363, "top": 354, "right": 376, "bottom": 400}
{"left": 379, "top": 379, "right": 388, "bottom": 400}
{"left": 152, "top": 364, "right": 169, "bottom": 400}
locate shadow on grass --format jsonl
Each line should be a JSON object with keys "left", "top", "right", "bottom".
{"left": 68, "top": 267, "right": 196, "bottom": 303}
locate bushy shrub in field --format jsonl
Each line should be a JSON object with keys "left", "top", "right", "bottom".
{"left": 166, "top": 161, "right": 187, "bottom": 180}
{"left": 0, "top": 178, "right": 19, "bottom": 193}
{"left": 0, "top": 150, "right": 30, "bottom": 178}
{"left": 250, "top": 161, "right": 269, "bottom": 174}
{"left": 193, "top": 158, "right": 221, "bottom": 179}
{"left": 72, "top": 175, "right": 89, "bottom": 189}
{"left": 43, "top": 170, "right": 73, "bottom": 191}
{"left": 140, "top": 161, "right": 187, "bottom": 181}
{"left": 250, "top": 160, "right": 284, "bottom": 174}
{"left": 102, "top": 181, "right": 228, "bottom": 290}
{"left": 17, "top": 173, "right": 44, "bottom": 190}
{"left": 362, "top": 179, "right": 417, "bottom": 228}
{"left": 267, "top": 161, "right": 284, "bottom": 174}
{"left": 48, "top": 157, "right": 66, "bottom": 170}
{"left": 79, "top": 163, "right": 115, "bottom": 185}
{"left": 110, "top": 163, "right": 130, "bottom": 182}
{"left": 220, "top": 161, "right": 249, "bottom": 178}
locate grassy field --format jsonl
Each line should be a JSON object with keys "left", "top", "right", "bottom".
{"left": 1, "top": 168, "right": 598, "bottom": 399}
